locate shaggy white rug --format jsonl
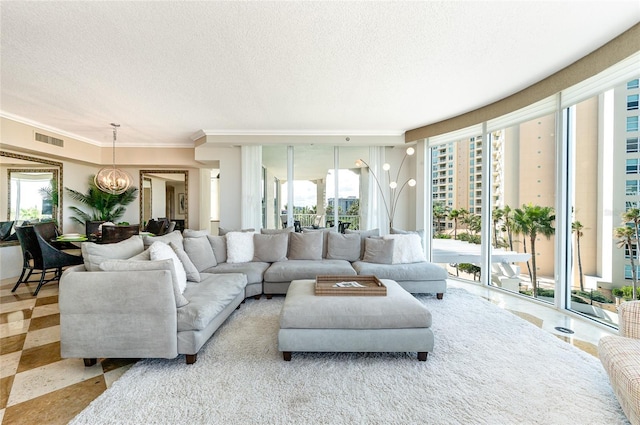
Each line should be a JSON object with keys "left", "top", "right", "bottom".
{"left": 71, "top": 288, "right": 627, "bottom": 425}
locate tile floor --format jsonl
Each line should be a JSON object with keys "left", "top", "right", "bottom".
{"left": 0, "top": 275, "right": 619, "bottom": 425}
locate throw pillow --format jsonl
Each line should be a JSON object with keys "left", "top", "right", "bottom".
{"left": 383, "top": 234, "right": 426, "bottom": 264}
{"left": 390, "top": 227, "right": 426, "bottom": 246}
{"left": 218, "top": 227, "right": 255, "bottom": 236}
{"left": 260, "top": 227, "right": 295, "bottom": 234}
{"left": 253, "top": 233, "right": 288, "bottom": 262}
{"left": 99, "top": 259, "right": 189, "bottom": 308}
{"left": 128, "top": 248, "right": 151, "bottom": 261}
{"left": 345, "top": 228, "right": 380, "bottom": 259}
{"left": 362, "top": 238, "right": 394, "bottom": 264}
{"left": 226, "top": 231, "right": 255, "bottom": 263}
{"left": 182, "top": 229, "right": 210, "bottom": 238}
{"left": 183, "top": 236, "right": 217, "bottom": 271}
{"left": 81, "top": 235, "right": 144, "bottom": 271}
{"left": 143, "top": 230, "right": 184, "bottom": 248}
{"left": 302, "top": 227, "right": 337, "bottom": 258}
{"left": 207, "top": 235, "right": 227, "bottom": 263}
{"left": 170, "top": 242, "right": 201, "bottom": 282}
{"left": 288, "top": 232, "right": 323, "bottom": 260}
{"left": 149, "top": 241, "right": 188, "bottom": 293}
{"left": 326, "top": 232, "right": 361, "bottom": 262}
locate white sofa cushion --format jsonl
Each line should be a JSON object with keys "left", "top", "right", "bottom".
{"left": 226, "top": 231, "right": 255, "bottom": 263}
{"left": 383, "top": 234, "right": 426, "bottom": 264}
{"left": 149, "top": 241, "right": 187, "bottom": 293}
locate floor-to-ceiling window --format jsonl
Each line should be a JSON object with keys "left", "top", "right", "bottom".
{"left": 422, "top": 52, "right": 639, "bottom": 329}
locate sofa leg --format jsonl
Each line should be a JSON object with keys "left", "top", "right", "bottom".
{"left": 83, "top": 358, "right": 97, "bottom": 367}
{"left": 266, "top": 294, "right": 273, "bottom": 300}
{"left": 436, "top": 293, "right": 444, "bottom": 300}
{"left": 186, "top": 354, "right": 197, "bottom": 364}
{"left": 283, "top": 351, "right": 292, "bottom": 361}
{"left": 253, "top": 294, "right": 261, "bottom": 300}
{"left": 418, "top": 352, "right": 428, "bottom": 361}
{"left": 236, "top": 304, "right": 241, "bottom": 310}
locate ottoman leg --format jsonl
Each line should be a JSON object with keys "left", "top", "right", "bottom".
{"left": 418, "top": 352, "right": 428, "bottom": 361}
{"left": 283, "top": 351, "right": 292, "bottom": 361}
{"left": 436, "top": 293, "right": 444, "bottom": 300}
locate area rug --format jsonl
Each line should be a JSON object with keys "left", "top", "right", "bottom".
{"left": 70, "top": 288, "right": 627, "bottom": 424}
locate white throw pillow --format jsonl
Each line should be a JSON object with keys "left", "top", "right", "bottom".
{"left": 382, "top": 234, "right": 426, "bottom": 264}
{"left": 226, "top": 231, "right": 255, "bottom": 263}
{"left": 149, "top": 241, "right": 187, "bottom": 293}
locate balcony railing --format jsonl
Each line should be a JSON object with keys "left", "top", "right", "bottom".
{"left": 291, "top": 214, "right": 360, "bottom": 230}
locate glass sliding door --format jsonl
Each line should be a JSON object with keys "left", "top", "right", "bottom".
{"left": 430, "top": 136, "right": 485, "bottom": 283}
{"left": 262, "top": 145, "right": 288, "bottom": 229}
{"left": 489, "top": 113, "right": 557, "bottom": 301}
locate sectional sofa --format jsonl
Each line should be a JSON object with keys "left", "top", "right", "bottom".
{"left": 59, "top": 227, "right": 447, "bottom": 365}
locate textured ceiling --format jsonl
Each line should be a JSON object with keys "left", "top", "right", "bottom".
{"left": 1, "top": 1, "right": 638, "bottom": 148}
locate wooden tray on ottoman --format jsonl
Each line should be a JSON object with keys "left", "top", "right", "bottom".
{"left": 315, "top": 275, "right": 387, "bottom": 296}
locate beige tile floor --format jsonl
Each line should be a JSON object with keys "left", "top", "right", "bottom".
{"left": 0, "top": 275, "right": 618, "bottom": 424}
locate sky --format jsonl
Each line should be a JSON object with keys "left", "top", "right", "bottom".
{"left": 281, "top": 169, "right": 360, "bottom": 209}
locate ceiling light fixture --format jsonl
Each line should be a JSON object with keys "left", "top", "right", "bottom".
{"left": 356, "top": 146, "right": 416, "bottom": 229}
{"left": 94, "top": 123, "right": 132, "bottom": 195}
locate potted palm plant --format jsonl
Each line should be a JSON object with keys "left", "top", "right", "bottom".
{"left": 65, "top": 176, "right": 138, "bottom": 227}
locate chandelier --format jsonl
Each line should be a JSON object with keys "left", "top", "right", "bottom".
{"left": 94, "top": 123, "right": 132, "bottom": 195}
{"left": 356, "top": 146, "right": 416, "bottom": 229}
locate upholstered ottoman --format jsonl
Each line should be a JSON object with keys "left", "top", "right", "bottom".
{"left": 278, "top": 279, "right": 433, "bottom": 361}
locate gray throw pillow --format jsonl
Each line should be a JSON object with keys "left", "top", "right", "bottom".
{"left": 99, "top": 259, "right": 189, "bottom": 308}
{"left": 362, "top": 238, "right": 394, "bottom": 264}
{"left": 345, "top": 228, "right": 381, "bottom": 259}
{"left": 207, "top": 235, "right": 227, "bottom": 263}
{"left": 183, "top": 236, "right": 217, "bottom": 271}
{"left": 182, "top": 229, "right": 209, "bottom": 238}
{"left": 288, "top": 232, "right": 323, "bottom": 260}
{"left": 170, "top": 241, "right": 202, "bottom": 282}
{"left": 218, "top": 227, "right": 255, "bottom": 236}
{"left": 326, "top": 232, "right": 361, "bottom": 262}
{"left": 260, "top": 227, "right": 294, "bottom": 234}
{"left": 81, "top": 235, "right": 144, "bottom": 271}
{"left": 143, "top": 230, "right": 184, "bottom": 248}
{"left": 253, "top": 233, "right": 288, "bottom": 262}
{"left": 303, "top": 227, "right": 337, "bottom": 258}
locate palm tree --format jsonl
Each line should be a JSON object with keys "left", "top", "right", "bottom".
{"left": 513, "top": 204, "right": 555, "bottom": 298}
{"left": 615, "top": 225, "right": 637, "bottom": 301}
{"left": 65, "top": 176, "right": 138, "bottom": 225}
{"left": 503, "top": 205, "right": 515, "bottom": 251}
{"left": 492, "top": 207, "right": 504, "bottom": 248}
{"left": 448, "top": 208, "right": 466, "bottom": 240}
{"left": 433, "top": 202, "right": 448, "bottom": 235}
{"left": 572, "top": 221, "right": 585, "bottom": 292}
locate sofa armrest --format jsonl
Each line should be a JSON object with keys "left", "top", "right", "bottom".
{"left": 59, "top": 267, "right": 178, "bottom": 359}
{"left": 619, "top": 300, "right": 640, "bottom": 339}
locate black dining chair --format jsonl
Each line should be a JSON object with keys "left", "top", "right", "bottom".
{"left": 12, "top": 225, "right": 83, "bottom": 296}
{"left": 85, "top": 220, "right": 106, "bottom": 240}
{"left": 0, "top": 220, "right": 15, "bottom": 241}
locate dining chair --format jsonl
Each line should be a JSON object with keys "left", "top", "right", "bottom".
{"left": 85, "top": 220, "right": 106, "bottom": 239}
{"left": 0, "top": 220, "right": 15, "bottom": 241}
{"left": 12, "top": 225, "right": 83, "bottom": 295}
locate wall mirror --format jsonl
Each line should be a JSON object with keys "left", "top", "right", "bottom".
{"left": 139, "top": 170, "right": 188, "bottom": 231}
{"left": 1, "top": 151, "right": 63, "bottom": 231}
